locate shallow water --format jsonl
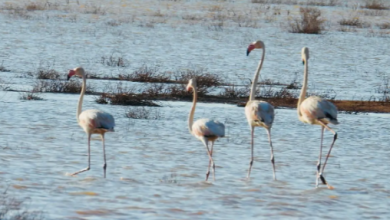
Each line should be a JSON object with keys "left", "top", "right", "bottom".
{"left": 1, "top": 91, "right": 389, "bottom": 219}
{"left": 0, "top": 0, "right": 390, "bottom": 219}
{"left": 0, "top": 0, "right": 389, "bottom": 99}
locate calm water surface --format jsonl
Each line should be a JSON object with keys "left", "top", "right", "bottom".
{"left": 0, "top": 0, "right": 389, "bottom": 219}
{"left": 0, "top": 92, "right": 389, "bottom": 219}
{"left": 0, "top": 0, "right": 389, "bottom": 99}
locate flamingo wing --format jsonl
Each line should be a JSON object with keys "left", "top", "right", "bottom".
{"left": 301, "top": 96, "right": 338, "bottom": 125}
{"left": 245, "top": 101, "right": 275, "bottom": 128}
{"left": 79, "top": 109, "right": 115, "bottom": 131}
{"left": 192, "top": 118, "right": 225, "bottom": 138}
{"left": 318, "top": 99, "right": 338, "bottom": 124}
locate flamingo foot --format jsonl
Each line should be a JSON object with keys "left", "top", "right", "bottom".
{"left": 205, "top": 171, "right": 210, "bottom": 181}
{"left": 315, "top": 173, "right": 334, "bottom": 189}
{"left": 212, "top": 163, "right": 216, "bottom": 181}
{"left": 319, "top": 173, "right": 334, "bottom": 189}
{"left": 315, "top": 174, "right": 320, "bottom": 188}
{"left": 327, "top": 184, "right": 335, "bottom": 190}
{"left": 271, "top": 157, "right": 276, "bottom": 181}
{"left": 319, "top": 173, "right": 327, "bottom": 185}
{"left": 247, "top": 160, "right": 253, "bottom": 180}
{"left": 71, "top": 167, "right": 90, "bottom": 176}
{"left": 103, "top": 163, "right": 107, "bottom": 178}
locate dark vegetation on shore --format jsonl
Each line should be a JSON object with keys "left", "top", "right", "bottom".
{"left": 361, "top": 0, "right": 389, "bottom": 10}
{"left": 3, "top": 63, "right": 390, "bottom": 113}
{"left": 288, "top": 7, "right": 325, "bottom": 34}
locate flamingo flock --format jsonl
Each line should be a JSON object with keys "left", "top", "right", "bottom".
{"left": 67, "top": 42, "right": 338, "bottom": 189}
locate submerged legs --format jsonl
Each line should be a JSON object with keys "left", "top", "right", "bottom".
{"left": 247, "top": 127, "right": 255, "bottom": 179}
{"left": 266, "top": 129, "right": 276, "bottom": 180}
{"left": 202, "top": 138, "right": 215, "bottom": 181}
{"left": 71, "top": 134, "right": 91, "bottom": 176}
{"left": 102, "top": 134, "right": 107, "bottom": 178}
{"left": 206, "top": 141, "right": 215, "bottom": 181}
{"left": 317, "top": 122, "right": 338, "bottom": 189}
{"left": 316, "top": 127, "right": 325, "bottom": 187}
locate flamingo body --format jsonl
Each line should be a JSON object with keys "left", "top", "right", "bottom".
{"left": 67, "top": 67, "right": 115, "bottom": 178}
{"left": 79, "top": 109, "right": 115, "bottom": 134}
{"left": 245, "top": 100, "right": 274, "bottom": 128}
{"left": 192, "top": 118, "right": 225, "bottom": 140}
{"left": 299, "top": 96, "right": 338, "bottom": 125}
{"left": 187, "top": 78, "right": 225, "bottom": 181}
{"left": 245, "top": 40, "right": 276, "bottom": 180}
{"left": 298, "top": 47, "right": 338, "bottom": 189}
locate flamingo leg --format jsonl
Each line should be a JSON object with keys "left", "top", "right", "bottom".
{"left": 266, "top": 128, "right": 276, "bottom": 180}
{"left": 101, "top": 133, "right": 107, "bottom": 178}
{"left": 316, "top": 126, "right": 325, "bottom": 187}
{"left": 317, "top": 121, "right": 338, "bottom": 189}
{"left": 206, "top": 141, "right": 215, "bottom": 180}
{"left": 321, "top": 126, "right": 338, "bottom": 175}
{"left": 209, "top": 141, "right": 215, "bottom": 181}
{"left": 247, "top": 127, "right": 254, "bottom": 179}
{"left": 201, "top": 138, "right": 215, "bottom": 181}
{"left": 71, "top": 133, "right": 92, "bottom": 176}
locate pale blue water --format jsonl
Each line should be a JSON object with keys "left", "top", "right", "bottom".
{"left": 0, "top": 91, "right": 389, "bottom": 219}
{"left": 0, "top": 0, "right": 389, "bottom": 219}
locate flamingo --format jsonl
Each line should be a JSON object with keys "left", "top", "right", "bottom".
{"left": 298, "top": 47, "right": 338, "bottom": 189}
{"left": 245, "top": 40, "right": 276, "bottom": 180}
{"left": 67, "top": 67, "right": 115, "bottom": 178}
{"left": 187, "top": 78, "right": 225, "bottom": 181}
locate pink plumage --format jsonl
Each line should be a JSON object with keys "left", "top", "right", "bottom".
{"left": 79, "top": 109, "right": 115, "bottom": 133}
{"left": 192, "top": 118, "right": 225, "bottom": 139}
{"left": 187, "top": 79, "right": 225, "bottom": 181}
{"left": 298, "top": 47, "right": 338, "bottom": 189}
{"left": 245, "top": 40, "right": 276, "bottom": 180}
{"left": 299, "top": 96, "right": 338, "bottom": 125}
{"left": 67, "top": 67, "right": 115, "bottom": 178}
{"left": 245, "top": 101, "right": 274, "bottom": 128}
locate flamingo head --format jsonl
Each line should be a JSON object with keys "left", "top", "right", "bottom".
{"left": 67, "top": 70, "right": 75, "bottom": 80}
{"left": 247, "top": 40, "right": 264, "bottom": 56}
{"left": 301, "top": 47, "right": 309, "bottom": 65}
{"left": 186, "top": 78, "right": 197, "bottom": 92}
{"left": 67, "top": 67, "right": 85, "bottom": 80}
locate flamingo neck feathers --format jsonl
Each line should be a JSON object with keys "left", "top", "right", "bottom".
{"left": 188, "top": 85, "right": 197, "bottom": 134}
{"left": 249, "top": 47, "right": 265, "bottom": 101}
{"left": 77, "top": 74, "right": 86, "bottom": 123}
{"left": 298, "top": 59, "right": 308, "bottom": 119}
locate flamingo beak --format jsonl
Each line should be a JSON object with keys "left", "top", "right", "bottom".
{"left": 247, "top": 44, "right": 255, "bottom": 56}
{"left": 302, "top": 60, "right": 305, "bottom": 65}
{"left": 186, "top": 85, "right": 192, "bottom": 92}
{"left": 67, "top": 70, "right": 75, "bottom": 80}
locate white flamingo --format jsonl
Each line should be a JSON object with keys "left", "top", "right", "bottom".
{"left": 298, "top": 47, "right": 338, "bottom": 189}
{"left": 67, "top": 67, "right": 115, "bottom": 178}
{"left": 245, "top": 40, "right": 276, "bottom": 180}
{"left": 187, "top": 78, "right": 225, "bottom": 181}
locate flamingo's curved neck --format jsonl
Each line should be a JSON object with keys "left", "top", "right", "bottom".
{"left": 77, "top": 75, "right": 86, "bottom": 123}
{"left": 249, "top": 47, "right": 265, "bottom": 101}
{"left": 298, "top": 59, "right": 308, "bottom": 118}
{"left": 188, "top": 86, "right": 197, "bottom": 134}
